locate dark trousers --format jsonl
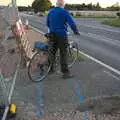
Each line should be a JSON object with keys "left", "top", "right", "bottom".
{"left": 49, "top": 34, "right": 69, "bottom": 73}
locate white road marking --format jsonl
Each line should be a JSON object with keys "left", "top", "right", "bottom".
{"left": 78, "top": 50, "right": 120, "bottom": 76}
{"left": 80, "top": 32, "right": 120, "bottom": 47}
{"left": 30, "top": 22, "right": 120, "bottom": 47}
{"left": 30, "top": 25, "right": 45, "bottom": 35}
{"left": 81, "top": 24, "right": 120, "bottom": 33}
{"left": 21, "top": 14, "right": 120, "bottom": 33}
{"left": 24, "top": 17, "right": 120, "bottom": 47}
{"left": 30, "top": 25, "right": 120, "bottom": 77}
{"left": 103, "top": 70, "right": 120, "bottom": 81}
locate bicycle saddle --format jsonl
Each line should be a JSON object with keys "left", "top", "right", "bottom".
{"left": 44, "top": 33, "right": 55, "bottom": 39}
{"left": 34, "top": 42, "right": 48, "bottom": 51}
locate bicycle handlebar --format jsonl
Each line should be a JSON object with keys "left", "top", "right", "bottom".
{"left": 45, "top": 32, "right": 80, "bottom": 39}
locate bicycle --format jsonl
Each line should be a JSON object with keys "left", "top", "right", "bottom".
{"left": 27, "top": 33, "right": 79, "bottom": 82}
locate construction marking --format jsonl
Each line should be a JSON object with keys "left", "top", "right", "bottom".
{"left": 70, "top": 78, "right": 85, "bottom": 103}
{"left": 70, "top": 78, "right": 94, "bottom": 120}
{"left": 36, "top": 82, "right": 45, "bottom": 117}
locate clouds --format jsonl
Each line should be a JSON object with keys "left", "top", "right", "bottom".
{"left": 17, "top": 0, "right": 34, "bottom": 6}
{"left": 0, "top": 0, "right": 11, "bottom": 5}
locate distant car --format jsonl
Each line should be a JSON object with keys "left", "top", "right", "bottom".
{"left": 36, "top": 12, "right": 45, "bottom": 17}
{"left": 28, "top": 12, "right": 34, "bottom": 15}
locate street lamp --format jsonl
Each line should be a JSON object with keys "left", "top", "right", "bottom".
{"left": 12, "top": 0, "right": 16, "bottom": 6}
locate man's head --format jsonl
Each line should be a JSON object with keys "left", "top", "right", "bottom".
{"left": 56, "top": 0, "right": 66, "bottom": 8}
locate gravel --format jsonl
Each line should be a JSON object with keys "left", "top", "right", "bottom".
{"left": 14, "top": 69, "right": 120, "bottom": 120}
{"left": 0, "top": 11, "right": 8, "bottom": 58}
{"left": 0, "top": 11, "right": 8, "bottom": 32}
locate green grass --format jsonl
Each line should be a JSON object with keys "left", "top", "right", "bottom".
{"left": 77, "top": 52, "right": 88, "bottom": 61}
{"left": 95, "top": 16, "right": 116, "bottom": 18}
{"left": 111, "top": 94, "right": 120, "bottom": 99}
{"left": 103, "top": 19, "right": 120, "bottom": 27}
{"left": 71, "top": 50, "right": 88, "bottom": 61}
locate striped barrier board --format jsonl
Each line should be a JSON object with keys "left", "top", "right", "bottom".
{"left": 15, "top": 19, "right": 33, "bottom": 59}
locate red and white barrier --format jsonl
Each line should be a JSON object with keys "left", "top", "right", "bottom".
{"left": 15, "top": 19, "right": 33, "bottom": 58}
{"left": 15, "top": 19, "right": 24, "bottom": 37}
{"left": 24, "top": 20, "right": 31, "bottom": 30}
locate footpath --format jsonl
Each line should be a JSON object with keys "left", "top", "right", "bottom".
{"left": 13, "top": 28, "right": 120, "bottom": 120}
{"left": 0, "top": 16, "right": 120, "bottom": 120}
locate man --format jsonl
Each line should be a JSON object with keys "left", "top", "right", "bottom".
{"left": 46, "top": 0, "right": 80, "bottom": 79}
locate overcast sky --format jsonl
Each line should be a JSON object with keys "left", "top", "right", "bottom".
{"left": 0, "top": 0, "right": 120, "bottom": 7}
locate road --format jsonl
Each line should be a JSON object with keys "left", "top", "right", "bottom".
{"left": 20, "top": 13, "right": 120, "bottom": 75}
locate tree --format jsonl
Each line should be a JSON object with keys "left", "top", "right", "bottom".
{"left": 65, "top": 3, "right": 103, "bottom": 11}
{"left": 32, "top": 0, "right": 52, "bottom": 13}
{"left": 87, "top": 3, "right": 93, "bottom": 10}
{"left": 96, "top": 2, "right": 101, "bottom": 10}
{"left": 116, "top": 12, "right": 120, "bottom": 19}
{"left": 18, "top": 6, "right": 28, "bottom": 11}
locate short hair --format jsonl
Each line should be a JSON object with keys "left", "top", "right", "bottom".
{"left": 56, "top": 0, "right": 65, "bottom": 7}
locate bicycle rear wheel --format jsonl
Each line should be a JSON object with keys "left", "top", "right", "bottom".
{"left": 27, "top": 51, "right": 51, "bottom": 82}
{"left": 67, "top": 42, "right": 78, "bottom": 68}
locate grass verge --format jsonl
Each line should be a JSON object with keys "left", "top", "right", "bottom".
{"left": 72, "top": 50, "right": 88, "bottom": 61}
{"left": 103, "top": 19, "right": 120, "bottom": 27}
{"left": 77, "top": 52, "right": 88, "bottom": 61}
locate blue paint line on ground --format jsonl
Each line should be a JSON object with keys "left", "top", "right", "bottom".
{"left": 82, "top": 112, "right": 90, "bottom": 120}
{"left": 36, "top": 82, "right": 45, "bottom": 117}
{"left": 70, "top": 78, "right": 85, "bottom": 103}
{"left": 70, "top": 78, "right": 90, "bottom": 120}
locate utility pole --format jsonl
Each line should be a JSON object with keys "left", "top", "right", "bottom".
{"left": 11, "top": 0, "right": 19, "bottom": 25}
{"left": 12, "top": 0, "right": 16, "bottom": 6}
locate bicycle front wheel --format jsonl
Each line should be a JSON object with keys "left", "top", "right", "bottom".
{"left": 68, "top": 42, "right": 78, "bottom": 68}
{"left": 27, "top": 51, "right": 51, "bottom": 82}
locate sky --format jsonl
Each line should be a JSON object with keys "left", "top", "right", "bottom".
{"left": 0, "top": 0, "right": 120, "bottom": 8}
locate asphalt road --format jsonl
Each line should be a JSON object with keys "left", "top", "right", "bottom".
{"left": 20, "top": 13, "right": 120, "bottom": 74}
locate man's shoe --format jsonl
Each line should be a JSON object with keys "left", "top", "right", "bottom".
{"left": 62, "top": 72, "right": 74, "bottom": 79}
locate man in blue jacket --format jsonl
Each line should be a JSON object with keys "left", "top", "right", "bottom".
{"left": 46, "top": 0, "right": 80, "bottom": 79}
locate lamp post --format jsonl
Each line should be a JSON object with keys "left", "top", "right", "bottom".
{"left": 12, "top": 0, "right": 16, "bottom": 6}
{"left": 11, "top": 0, "right": 19, "bottom": 26}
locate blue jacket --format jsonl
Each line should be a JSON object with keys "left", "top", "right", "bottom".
{"left": 47, "top": 7, "right": 79, "bottom": 37}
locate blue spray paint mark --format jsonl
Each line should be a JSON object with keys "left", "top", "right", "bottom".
{"left": 70, "top": 79, "right": 90, "bottom": 120}
{"left": 82, "top": 112, "right": 90, "bottom": 120}
{"left": 70, "top": 79, "right": 85, "bottom": 103}
{"left": 36, "top": 82, "right": 45, "bottom": 117}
